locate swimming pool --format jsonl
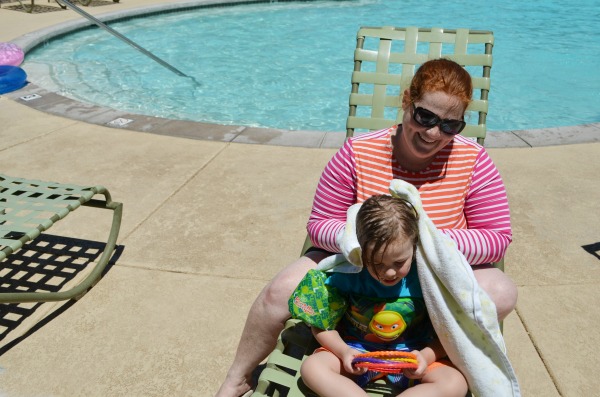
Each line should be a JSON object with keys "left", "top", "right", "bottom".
{"left": 22, "top": 0, "right": 600, "bottom": 133}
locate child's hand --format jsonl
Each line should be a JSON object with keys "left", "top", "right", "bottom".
{"left": 340, "top": 347, "right": 368, "bottom": 375}
{"left": 403, "top": 350, "right": 428, "bottom": 379}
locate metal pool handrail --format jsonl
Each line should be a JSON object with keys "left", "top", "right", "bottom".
{"left": 57, "top": 0, "right": 197, "bottom": 83}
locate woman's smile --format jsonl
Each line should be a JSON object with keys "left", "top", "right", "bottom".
{"left": 417, "top": 131, "right": 436, "bottom": 144}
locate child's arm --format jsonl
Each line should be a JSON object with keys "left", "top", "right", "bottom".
{"left": 311, "top": 327, "right": 366, "bottom": 375}
{"left": 404, "top": 337, "right": 447, "bottom": 379}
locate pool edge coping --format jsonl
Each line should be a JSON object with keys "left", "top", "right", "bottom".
{"left": 6, "top": 0, "right": 600, "bottom": 149}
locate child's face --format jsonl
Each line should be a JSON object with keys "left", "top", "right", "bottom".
{"left": 366, "top": 238, "right": 414, "bottom": 287}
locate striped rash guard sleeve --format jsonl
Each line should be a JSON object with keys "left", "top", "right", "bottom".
{"left": 306, "top": 140, "right": 356, "bottom": 253}
{"left": 440, "top": 149, "right": 512, "bottom": 265}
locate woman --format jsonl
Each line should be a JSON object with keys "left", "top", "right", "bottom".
{"left": 216, "top": 59, "right": 517, "bottom": 397}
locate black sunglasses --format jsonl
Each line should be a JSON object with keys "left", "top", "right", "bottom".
{"left": 412, "top": 104, "right": 466, "bottom": 135}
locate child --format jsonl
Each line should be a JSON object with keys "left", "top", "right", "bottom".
{"left": 294, "top": 194, "right": 468, "bottom": 397}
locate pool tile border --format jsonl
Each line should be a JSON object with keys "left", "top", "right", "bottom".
{"left": 5, "top": 0, "right": 600, "bottom": 149}
{"left": 7, "top": 82, "right": 599, "bottom": 149}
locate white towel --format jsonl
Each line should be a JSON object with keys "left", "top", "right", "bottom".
{"left": 317, "top": 179, "right": 520, "bottom": 397}
{"left": 317, "top": 203, "right": 363, "bottom": 273}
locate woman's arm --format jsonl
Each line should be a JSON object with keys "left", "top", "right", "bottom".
{"left": 441, "top": 149, "right": 512, "bottom": 265}
{"left": 306, "top": 139, "right": 357, "bottom": 253}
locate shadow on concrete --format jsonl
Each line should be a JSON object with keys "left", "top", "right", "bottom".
{"left": 0, "top": 234, "right": 123, "bottom": 355}
{"left": 582, "top": 242, "right": 600, "bottom": 261}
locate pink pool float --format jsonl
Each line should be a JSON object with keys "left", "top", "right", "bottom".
{"left": 0, "top": 42, "right": 25, "bottom": 66}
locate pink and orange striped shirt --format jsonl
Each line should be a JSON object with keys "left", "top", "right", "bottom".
{"left": 307, "top": 126, "right": 512, "bottom": 265}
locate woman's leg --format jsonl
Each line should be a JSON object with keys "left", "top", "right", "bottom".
{"left": 301, "top": 351, "right": 367, "bottom": 397}
{"left": 215, "top": 250, "right": 330, "bottom": 397}
{"left": 472, "top": 264, "right": 518, "bottom": 320}
{"left": 399, "top": 365, "right": 468, "bottom": 397}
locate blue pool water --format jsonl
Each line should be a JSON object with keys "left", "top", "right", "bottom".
{"left": 23, "top": 0, "right": 600, "bottom": 132}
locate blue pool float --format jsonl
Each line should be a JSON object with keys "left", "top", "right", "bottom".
{"left": 0, "top": 65, "right": 27, "bottom": 94}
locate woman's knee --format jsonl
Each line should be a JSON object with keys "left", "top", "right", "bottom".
{"left": 473, "top": 266, "right": 518, "bottom": 319}
{"left": 260, "top": 254, "right": 322, "bottom": 310}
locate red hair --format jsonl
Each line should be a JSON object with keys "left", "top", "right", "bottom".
{"left": 402, "top": 59, "right": 472, "bottom": 111}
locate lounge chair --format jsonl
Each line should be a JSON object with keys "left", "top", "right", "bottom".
{"left": 253, "top": 26, "right": 496, "bottom": 397}
{"left": 8, "top": 0, "right": 119, "bottom": 13}
{"left": 0, "top": 174, "right": 122, "bottom": 303}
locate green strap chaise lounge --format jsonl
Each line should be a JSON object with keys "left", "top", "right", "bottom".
{"left": 0, "top": 174, "right": 122, "bottom": 303}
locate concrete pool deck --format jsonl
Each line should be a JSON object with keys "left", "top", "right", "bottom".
{"left": 1, "top": 0, "right": 600, "bottom": 396}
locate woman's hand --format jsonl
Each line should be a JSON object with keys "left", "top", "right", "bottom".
{"left": 340, "top": 347, "right": 368, "bottom": 375}
{"left": 403, "top": 349, "right": 429, "bottom": 379}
